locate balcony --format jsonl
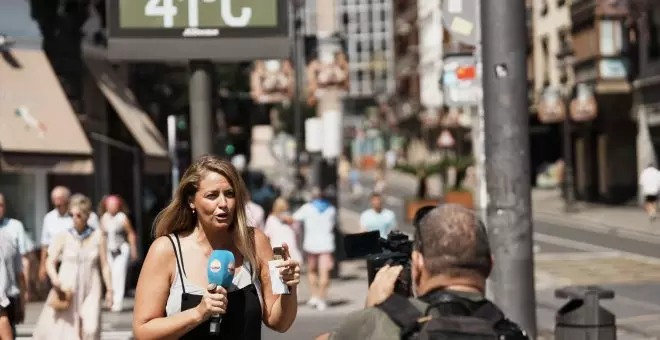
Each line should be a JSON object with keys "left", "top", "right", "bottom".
{"left": 571, "top": 0, "right": 596, "bottom": 26}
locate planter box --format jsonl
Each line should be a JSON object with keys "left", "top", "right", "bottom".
{"left": 444, "top": 191, "right": 474, "bottom": 209}
{"left": 404, "top": 198, "right": 442, "bottom": 222}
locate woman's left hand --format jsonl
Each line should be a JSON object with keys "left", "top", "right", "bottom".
{"left": 276, "top": 243, "right": 301, "bottom": 288}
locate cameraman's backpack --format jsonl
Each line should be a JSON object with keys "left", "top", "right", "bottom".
{"left": 376, "top": 292, "right": 529, "bottom": 340}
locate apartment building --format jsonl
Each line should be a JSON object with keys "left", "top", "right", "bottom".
{"left": 417, "top": 0, "right": 443, "bottom": 114}
{"left": 532, "top": 0, "right": 572, "bottom": 96}
{"left": 393, "top": 0, "right": 419, "bottom": 116}
{"left": 336, "top": 0, "right": 397, "bottom": 98}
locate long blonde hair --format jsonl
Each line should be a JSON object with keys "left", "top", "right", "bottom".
{"left": 153, "top": 155, "right": 259, "bottom": 278}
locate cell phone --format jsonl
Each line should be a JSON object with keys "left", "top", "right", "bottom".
{"left": 273, "top": 246, "right": 285, "bottom": 261}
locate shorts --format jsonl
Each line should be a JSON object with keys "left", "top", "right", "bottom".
{"left": 645, "top": 195, "right": 658, "bottom": 203}
{"left": 306, "top": 252, "right": 334, "bottom": 272}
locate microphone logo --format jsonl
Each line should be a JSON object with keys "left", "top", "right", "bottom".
{"left": 209, "top": 259, "right": 222, "bottom": 273}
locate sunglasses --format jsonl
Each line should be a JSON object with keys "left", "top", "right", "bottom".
{"left": 71, "top": 212, "right": 86, "bottom": 219}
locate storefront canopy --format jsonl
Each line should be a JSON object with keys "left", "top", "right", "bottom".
{"left": 84, "top": 58, "right": 170, "bottom": 174}
{"left": 0, "top": 47, "right": 93, "bottom": 174}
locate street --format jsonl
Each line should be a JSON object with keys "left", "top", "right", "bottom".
{"left": 16, "top": 172, "right": 660, "bottom": 339}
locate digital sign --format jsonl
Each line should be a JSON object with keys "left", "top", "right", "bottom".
{"left": 106, "top": 0, "right": 290, "bottom": 61}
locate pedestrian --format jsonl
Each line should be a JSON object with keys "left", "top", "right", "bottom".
{"left": 33, "top": 194, "right": 113, "bottom": 340}
{"left": 287, "top": 188, "right": 337, "bottom": 311}
{"left": 39, "top": 187, "right": 99, "bottom": 284}
{"left": 0, "top": 228, "right": 26, "bottom": 340}
{"left": 360, "top": 193, "right": 397, "bottom": 238}
{"left": 639, "top": 163, "right": 660, "bottom": 221}
{"left": 0, "top": 193, "right": 37, "bottom": 302}
{"left": 132, "top": 155, "right": 300, "bottom": 339}
{"left": 264, "top": 197, "right": 303, "bottom": 264}
{"left": 246, "top": 193, "right": 266, "bottom": 230}
{"left": 97, "top": 195, "right": 138, "bottom": 312}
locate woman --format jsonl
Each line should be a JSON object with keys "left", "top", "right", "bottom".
{"left": 287, "top": 188, "right": 336, "bottom": 311}
{"left": 33, "top": 194, "right": 112, "bottom": 340}
{"left": 264, "top": 198, "right": 303, "bottom": 264}
{"left": 98, "top": 195, "right": 138, "bottom": 312}
{"left": 133, "top": 155, "right": 301, "bottom": 340}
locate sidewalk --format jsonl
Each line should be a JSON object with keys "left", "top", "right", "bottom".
{"left": 377, "top": 168, "right": 660, "bottom": 243}
{"left": 532, "top": 189, "right": 660, "bottom": 242}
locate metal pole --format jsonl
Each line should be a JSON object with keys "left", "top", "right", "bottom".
{"left": 132, "top": 148, "right": 144, "bottom": 258}
{"left": 189, "top": 60, "right": 214, "bottom": 160}
{"left": 563, "top": 94, "right": 577, "bottom": 212}
{"left": 292, "top": 4, "right": 304, "bottom": 192}
{"left": 481, "top": 0, "right": 537, "bottom": 337}
{"left": 167, "top": 115, "right": 180, "bottom": 197}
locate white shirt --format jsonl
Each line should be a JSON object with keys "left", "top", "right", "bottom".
{"left": 0, "top": 217, "right": 36, "bottom": 255}
{"left": 101, "top": 212, "right": 128, "bottom": 250}
{"left": 263, "top": 215, "right": 302, "bottom": 263}
{"left": 246, "top": 201, "right": 265, "bottom": 229}
{"left": 360, "top": 208, "right": 397, "bottom": 239}
{"left": 639, "top": 167, "right": 660, "bottom": 195}
{"left": 293, "top": 202, "right": 336, "bottom": 254}
{"left": 40, "top": 209, "right": 100, "bottom": 247}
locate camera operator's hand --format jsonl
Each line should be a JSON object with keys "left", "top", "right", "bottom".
{"left": 365, "top": 264, "right": 403, "bottom": 308}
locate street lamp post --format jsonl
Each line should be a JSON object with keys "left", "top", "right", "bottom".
{"left": 556, "top": 44, "right": 578, "bottom": 213}
{"left": 291, "top": 0, "right": 305, "bottom": 196}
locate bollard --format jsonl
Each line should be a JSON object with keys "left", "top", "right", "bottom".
{"left": 555, "top": 285, "right": 616, "bottom": 340}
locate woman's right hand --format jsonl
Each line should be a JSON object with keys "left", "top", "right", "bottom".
{"left": 195, "top": 284, "right": 228, "bottom": 321}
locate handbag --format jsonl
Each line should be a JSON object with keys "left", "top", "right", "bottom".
{"left": 47, "top": 289, "right": 73, "bottom": 311}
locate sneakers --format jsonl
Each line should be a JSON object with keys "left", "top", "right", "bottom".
{"left": 307, "top": 296, "right": 320, "bottom": 308}
{"left": 306, "top": 296, "right": 327, "bottom": 311}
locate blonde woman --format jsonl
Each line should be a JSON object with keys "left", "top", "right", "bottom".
{"left": 264, "top": 197, "right": 303, "bottom": 264}
{"left": 97, "top": 195, "right": 138, "bottom": 312}
{"left": 133, "top": 155, "right": 301, "bottom": 340}
{"left": 33, "top": 194, "right": 112, "bottom": 340}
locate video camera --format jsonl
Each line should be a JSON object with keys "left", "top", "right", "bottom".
{"left": 343, "top": 230, "right": 414, "bottom": 296}
{"left": 343, "top": 206, "right": 434, "bottom": 297}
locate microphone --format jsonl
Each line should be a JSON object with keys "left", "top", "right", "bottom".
{"left": 207, "top": 250, "right": 236, "bottom": 335}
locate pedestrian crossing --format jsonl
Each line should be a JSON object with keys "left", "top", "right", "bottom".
{"left": 15, "top": 324, "right": 133, "bottom": 340}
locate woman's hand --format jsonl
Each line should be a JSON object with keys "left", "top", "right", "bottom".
{"left": 277, "top": 243, "right": 301, "bottom": 288}
{"left": 194, "top": 284, "right": 229, "bottom": 321}
{"left": 105, "top": 290, "right": 113, "bottom": 309}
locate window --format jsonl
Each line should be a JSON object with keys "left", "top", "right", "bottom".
{"left": 599, "top": 20, "right": 624, "bottom": 56}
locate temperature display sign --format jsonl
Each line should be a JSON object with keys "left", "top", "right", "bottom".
{"left": 106, "top": 0, "right": 289, "bottom": 60}
{"left": 118, "top": 0, "right": 278, "bottom": 30}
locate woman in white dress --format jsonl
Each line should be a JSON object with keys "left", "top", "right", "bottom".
{"left": 97, "top": 195, "right": 138, "bottom": 312}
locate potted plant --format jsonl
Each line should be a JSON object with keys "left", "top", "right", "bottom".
{"left": 440, "top": 155, "right": 475, "bottom": 209}
{"left": 394, "top": 161, "right": 445, "bottom": 222}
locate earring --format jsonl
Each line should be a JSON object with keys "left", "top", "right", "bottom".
{"left": 191, "top": 208, "right": 196, "bottom": 214}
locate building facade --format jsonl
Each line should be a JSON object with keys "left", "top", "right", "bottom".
{"left": 393, "top": 0, "right": 420, "bottom": 117}
{"left": 633, "top": 2, "right": 660, "bottom": 185}
{"left": 336, "top": 0, "right": 397, "bottom": 98}
{"left": 569, "top": 0, "right": 636, "bottom": 203}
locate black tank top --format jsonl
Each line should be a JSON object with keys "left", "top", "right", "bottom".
{"left": 167, "top": 235, "right": 263, "bottom": 339}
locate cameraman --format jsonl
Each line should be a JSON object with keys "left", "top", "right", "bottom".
{"left": 316, "top": 204, "right": 528, "bottom": 340}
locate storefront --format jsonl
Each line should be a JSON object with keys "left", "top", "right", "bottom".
{"left": 0, "top": 46, "right": 94, "bottom": 240}
{"left": 84, "top": 57, "right": 170, "bottom": 256}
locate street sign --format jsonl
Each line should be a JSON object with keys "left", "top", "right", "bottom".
{"left": 106, "top": 0, "right": 290, "bottom": 61}
{"left": 441, "top": 0, "right": 479, "bottom": 46}
{"left": 442, "top": 55, "right": 482, "bottom": 108}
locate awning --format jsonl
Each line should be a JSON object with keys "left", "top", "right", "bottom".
{"left": 84, "top": 58, "right": 170, "bottom": 174}
{"left": 0, "top": 47, "right": 93, "bottom": 174}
